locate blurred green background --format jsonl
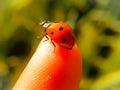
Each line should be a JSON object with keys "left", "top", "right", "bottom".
{"left": 0, "top": 0, "right": 120, "bottom": 90}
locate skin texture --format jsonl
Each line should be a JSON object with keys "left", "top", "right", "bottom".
{"left": 12, "top": 36, "right": 82, "bottom": 90}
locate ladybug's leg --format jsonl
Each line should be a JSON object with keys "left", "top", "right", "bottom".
{"left": 44, "top": 35, "right": 49, "bottom": 41}
{"left": 44, "top": 35, "right": 56, "bottom": 52}
{"left": 51, "top": 39, "right": 56, "bottom": 52}
{"left": 51, "top": 39, "right": 56, "bottom": 48}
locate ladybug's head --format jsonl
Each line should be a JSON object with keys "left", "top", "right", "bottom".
{"left": 40, "top": 21, "right": 52, "bottom": 28}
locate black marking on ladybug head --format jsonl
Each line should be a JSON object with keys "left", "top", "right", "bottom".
{"left": 62, "top": 38, "right": 66, "bottom": 43}
{"left": 59, "top": 27, "right": 64, "bottom": 31}
{"left": 51, "top": 31, "right": 54, "bottom": 35}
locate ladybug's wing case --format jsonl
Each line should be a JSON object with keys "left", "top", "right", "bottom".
{"left": 59, "top": 32, "right": 75, "bottom": 49}
{"left": 41, "top": 22, "right": 76, "bottom": 49}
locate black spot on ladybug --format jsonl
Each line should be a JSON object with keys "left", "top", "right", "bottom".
{"left": 59, "top": 27, "right": 64, "bottom": 31}
{"left": 51, "top": 31, "right": 54, "bottom": 35}
{"left": 62, "top": 38, "right": 66, "bottom": 43}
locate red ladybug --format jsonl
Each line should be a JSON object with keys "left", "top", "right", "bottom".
{"left": 40, "top": 22, "right": 76, "bottom": 49}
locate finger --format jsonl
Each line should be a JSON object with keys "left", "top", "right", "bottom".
{"left": 12, "top": 36, "right": 82, "bottom": 90}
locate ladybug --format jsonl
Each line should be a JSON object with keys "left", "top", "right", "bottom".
{"left": 40, "top": 21, "right": 76, "bottom": 49}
